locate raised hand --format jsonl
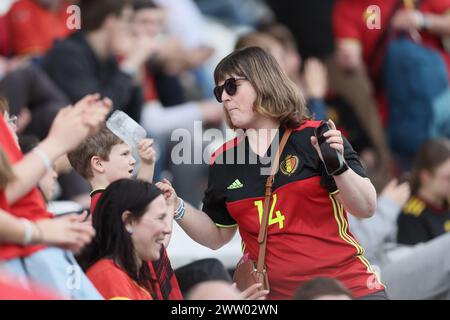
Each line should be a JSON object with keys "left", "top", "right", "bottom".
{"left": 310, "top": 119, "right": 344, "bottom": 163}
{"left": 34, "top": 211, "right": 95, "bottom": 254}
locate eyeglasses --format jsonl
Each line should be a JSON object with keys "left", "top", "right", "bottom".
{"left": 7, "top": 115, "right": 17, "bottom": 128}
{"left": 213, "top": 77, "right": 246, "bottom": 103}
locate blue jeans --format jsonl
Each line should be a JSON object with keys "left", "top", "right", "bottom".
{"left": 4, "top": 247, "right": 102, "bottom": 300}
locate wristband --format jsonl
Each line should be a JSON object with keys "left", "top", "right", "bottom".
{"left": 420, "top": 13, "right": 431, "bottom": 31}
{"left": 20, "top": 218, "right": 33, "bottom": 245}
{"left": 174, "top": 197, "right": 185, "bottom": 221}
{"left": 332, "top": 161, "right": 349, "bottom": 176}
{"left": 33, "top": 147, "right": 53, "bottom": 172}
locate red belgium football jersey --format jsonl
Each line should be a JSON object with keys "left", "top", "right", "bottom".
{"left": 203, "top": 120, "right": 384, "bottom": 299}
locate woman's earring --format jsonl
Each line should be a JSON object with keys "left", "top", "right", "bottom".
{"left": 126, "top": 225, "right": 133, "bottom": 234}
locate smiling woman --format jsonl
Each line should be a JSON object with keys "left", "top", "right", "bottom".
{"left": 78, "top": 179, "right": 173, "bottom": 300}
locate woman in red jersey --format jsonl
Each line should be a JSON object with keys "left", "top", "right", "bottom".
{"left": 161, "top": 47, "right": 384, "bottom": 299}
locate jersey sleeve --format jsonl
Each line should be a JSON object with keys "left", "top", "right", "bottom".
{"left": 202, "top": 163, "right": 237, "bottom": 227}
{"left": 320, "top": 136, "right": 368, "bottom": 193}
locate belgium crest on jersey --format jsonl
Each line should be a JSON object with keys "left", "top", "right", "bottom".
{"left": 280, "top": 154, "right": 299, "bottom": 176}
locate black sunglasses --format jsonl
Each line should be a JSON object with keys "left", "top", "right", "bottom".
{"left": 213, "top": 77, "right": 246, "bottom": 103}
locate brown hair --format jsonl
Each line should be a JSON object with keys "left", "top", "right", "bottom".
{"left": 79, "top": 0, "right": 131, "bottom": 32}
{"left": 214, "top": 46, "right": 308, "bottom": 129}
{"left": 0, "top": 96, "right": 10, "bottom": 116}
{"left": 67, "top": 125, "right": 123, "bottom": 179}
{"left": 0, "top": 148, "right": 15, "bottom": 189}
{"left": 293, "top": 277, "right": 354, "bottom": 300}
{"left": 410, "top": 138, "right": 450, "bottom": 195}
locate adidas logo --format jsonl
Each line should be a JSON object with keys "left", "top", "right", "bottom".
{"left": 227, "top": 179, "right": 244, "bottom": 190}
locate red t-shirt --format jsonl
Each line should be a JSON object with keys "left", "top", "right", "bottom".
{"left": 204, "top": 121, "right": 384, "bottom": 299}
{"left": 90, "top": 189, "right": 183, "bottom": 300}
{"left": 0, "top": 15, "right": 11, "bottom": 56}
{"left": 5, "top": 0, "right": 73, "bottom": 55}
{"left": 86, "top": 259, "right": 154, "bottom": 300}
{"left": 0, "top": 117, "right": 50, "bottom": 260}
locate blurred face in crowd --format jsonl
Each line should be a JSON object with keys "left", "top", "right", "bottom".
{"left": 101, "top": 143, "right": 136, "bottom": 183}
{"left": 421, "top": 158, "right": 450, "bottom": 202}
{"left": 265, "top": 41, "right": 287, "bottom": 74}
{"left": 106, "top": 5, "right": 134, "bottom": 55}
{"left": 132, "top": 7, "right": 166, "bottom": 39}
{"left": 125, "top": 195, "right": 172, "bottom": 261}
{"left": 218, "top": 75, "right": 258, "bottom": 129}
{"left": 283, "top": 47, "right": 302, "bottom": 79}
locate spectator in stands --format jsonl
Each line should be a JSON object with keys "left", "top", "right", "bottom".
{"left": 131, "top": 0, "right": 223, "bottom": 202}
{"left": 294, "top": 277, "right": 353, "bottom": 300}
{"left": 333, "top": 0, "right": 450, "bottom": 89}
{"left": 152, "top": 0, "right": 215, "bottom": 98}
{"left": 19, "top": 135, "right": 58, "bottom": 202}
{"left": 79, "top": 179, "right": 173, "bottom": 299}
{"left": 235, "top": 30, "right": 328, "bottom": 120}
{"left": 68, "top": 125, "right": 236, "bottom": 300}
{"left": 349, "top": 174, "right": 450, "bottom": 299}
{"left": 43, "top": 0, "right": 155, "bottom": 122}
{"left": 5, "top": 0, "right": 75, "bottom": 57}
{"left": 397, "top": 138, "right": 450, "bottom": 245}
{"left": 333, "top": 0, "right": 450, "bottom": 169}
{"left": 67, "top": 127, "right": 186, "bottom": 300}
{"left": 0, "top": 93, "right": 110, "bottom": 299}
{"left": 0, "top": 63, "right": 70, "bottom": 140}
{"left": 0, "top": 147, "right": 91, "bottom": 250}
{"left": 160, "top": 47, "right": 383, "bottom": 300}
{"left": 67, "top": 126, "right": 156, "bottom": 214}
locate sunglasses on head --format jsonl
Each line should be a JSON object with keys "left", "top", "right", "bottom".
{"left": 213, "top": 77, "right": 246, "bottom": 103}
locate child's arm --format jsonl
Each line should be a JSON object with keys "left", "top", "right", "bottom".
{"left": 136, "top": 138, "right": 156, "bottom": 183}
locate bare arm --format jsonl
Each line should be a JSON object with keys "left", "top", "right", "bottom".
{"left": 0, "top": 209, "right": 94, "bottom": 252}
{"left": 392, "top": 9, "right": 450, "bottom": 36}
{"left": 424, "top": 12, "right": 450, "bottom": 36}
{"left": 0, "top": 209, "right": 33, "bottom": 244}
{"left": 155, "top": 179, "right": 237, "bottom": 250}
{"left": 311, "top": 119, "right": 377, "bottom": 218}
{"left": 136, "top": 139, "right": 155, "bottom": 183}
{"left": 5, "top": 94, "right": 111, "bottom": 204}
{"left": 334, "top": 172, "right": 377, "bottom": 218}
{"left": 176, "top": 200, "right": 238, "bottom": 250}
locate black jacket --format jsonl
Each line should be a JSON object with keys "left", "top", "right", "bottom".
{"left": 42, "top": 31, "right": 143, "bottom": 122}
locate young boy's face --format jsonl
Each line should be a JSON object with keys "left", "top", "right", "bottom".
{"left": 102, "top": 143, "right": 136, "bottom": 183}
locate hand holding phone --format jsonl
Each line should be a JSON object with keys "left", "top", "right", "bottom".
{"left": 314, "top": 121, "right": 348, "bottom": 176}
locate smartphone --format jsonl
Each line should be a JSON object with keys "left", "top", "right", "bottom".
{"left": 314, "top": 121, "right": 346, "bottom": 176}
